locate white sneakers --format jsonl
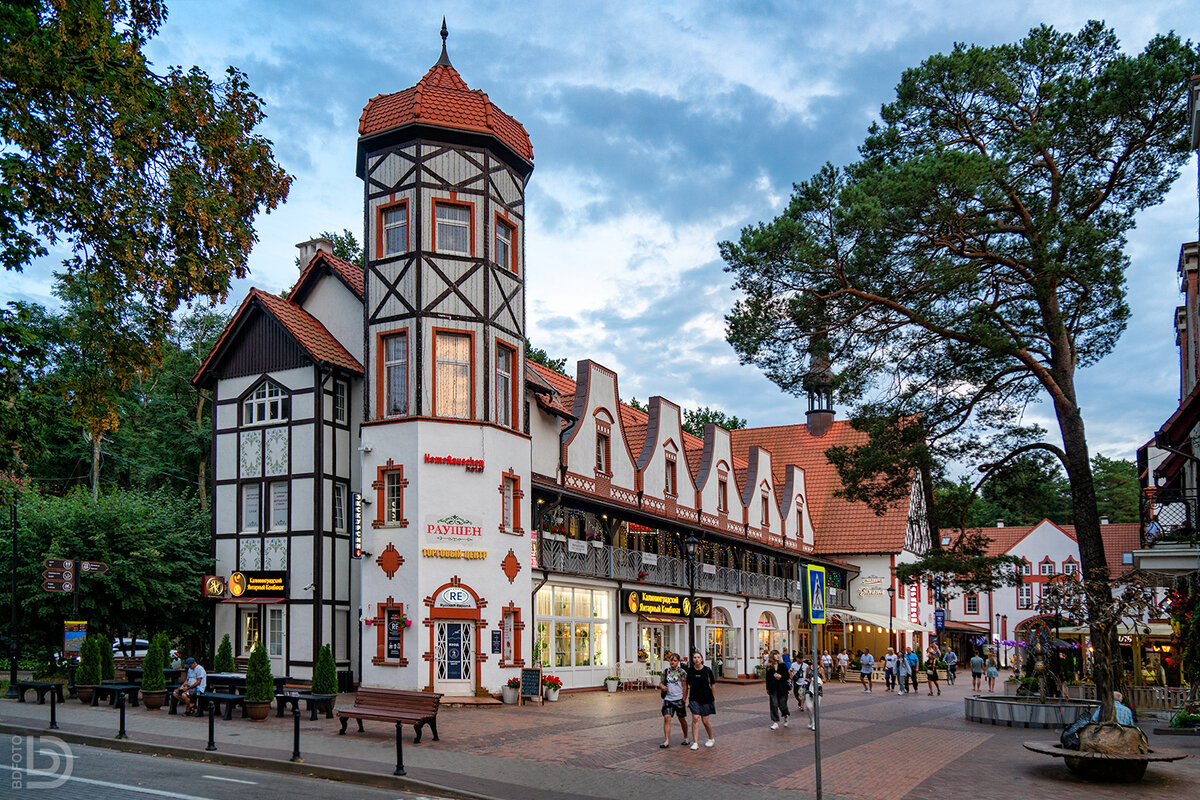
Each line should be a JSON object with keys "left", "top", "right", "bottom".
{"left": 808, "top": 723, "right": 816, "bottom": 730}
{"left": 690, "top": 742, "right": 699, "bottom": 750}
{"left": 705, "top": 739, "right": 715, "bottom": 747}
{"left": 689, "top": 738, "right": 715, "bottom": 749}
{"left": 770, "top": 722, "right": 779, "bottom": 730}
{"left": 783, "top": 718, "right": 789, "bottom": 728}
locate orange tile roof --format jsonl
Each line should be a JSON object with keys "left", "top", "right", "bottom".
{"left": 947, "top": 521, "right": 1143, "bottom": 577}
{"left": 731, "top": 422, "right": 912, "bottom": 556}
{"left": 292, "top": 250, "right": 364, "bottom": 300}
{"left": 359, "top": 63, "right": 533, "bottom": 163}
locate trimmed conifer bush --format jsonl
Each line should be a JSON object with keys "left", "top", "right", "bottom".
{"left": 243, "top": 642, "right": 274, "bottom": 703}
{"left": 141, "top": 634, "right": 167, "bottom": 691}
{"left": 75, "top": 634, "right": 102, "bottom": 686}
{"left": 100, "top": 635, "right": 115, "bottom": 681}
{"left": 214, "top": 633, "right": 234, "bottom": 673}
{"left": 312, "top": 644, "right": 337, "bottom": 695}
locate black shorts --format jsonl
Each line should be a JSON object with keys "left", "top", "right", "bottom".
{"left": 661, "top": 699, "right": 686, "bottom": 718}
{"left": 688, "top": 700, "right": 716, "bottom": 717}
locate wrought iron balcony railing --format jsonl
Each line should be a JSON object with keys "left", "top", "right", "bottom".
{"left": 1140, "top": 487, "right": 1200, "bottom": 548}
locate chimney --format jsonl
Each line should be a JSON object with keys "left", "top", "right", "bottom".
{"left": 996, "top": 519, "right": 1004, "bottom": 528}
{"left": 1100, "top": 517, "right": 1110, "bottom": 525}
{"left": 804, "top": 350, "right": 835, "bottom": 437}
{"left": 295, "top": 237, "right": 334, "bottom": 270}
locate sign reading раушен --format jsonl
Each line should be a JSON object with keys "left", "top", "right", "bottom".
{"left": 621, "top": 589, "right": 712, "bottom": 618}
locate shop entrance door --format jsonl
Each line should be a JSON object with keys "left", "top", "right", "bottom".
{"left": 435, "top": 621, "right": 473, "bottom": 695}
{"left": 640, "top": 624, "right": 666, "bottom": 675}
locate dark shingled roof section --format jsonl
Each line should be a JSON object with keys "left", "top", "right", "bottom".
{"left": 248, "top": 289, "right": 363, "bottom": 374}
{"left": 359, "top": 63, "right": 533, "bottom": 163}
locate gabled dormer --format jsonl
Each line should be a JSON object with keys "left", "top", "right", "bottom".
{"left": 289, "top": 241, "right": 365, "bottom": 364}
{"left": 561, "top": 360, "right": 638, "bottom": 508}
{"left": 694, "top": 425, "right": 744, "bottom": 537}
{"left": 742, "top": 446, "right": 782, "bottom": 546}
{"left": 780, "top": 464, "right": 814, "bottom": 553}
{"left": 635, "top": 397, "right": 699, "bottom": 525}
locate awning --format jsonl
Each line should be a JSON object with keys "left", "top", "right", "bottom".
{"left": 1058, "top": 622, "right": 1173, "bottom": 638}
{"left": 640, "top": 614, "right": 687, "bottom": 624}
{"left": 828, "top": 608, "right": 934, "bottom": 633}
{"left": 941, "top": 619, "right": 989, "bottom": 634}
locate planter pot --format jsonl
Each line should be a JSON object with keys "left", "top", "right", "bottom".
{"left": 76, "top": 686, "right": 96, "bottom": 705}
{"left": 141, "top": 690, "right": 166, "bottom": 710}
{"left": 544, "top": 687, "right": 560, "bottom": 702}
{"left": 246, "top": 701, "right": 271, "bottom": 721}
{"left": 501, "top": 686, "right": 519, "bottom": 704}
{"left": 605, "top": 680, "right": 618, "bottom": 693}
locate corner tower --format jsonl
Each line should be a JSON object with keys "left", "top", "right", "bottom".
{"left": 355, "top": 23, "right": 534, "bottom": 696}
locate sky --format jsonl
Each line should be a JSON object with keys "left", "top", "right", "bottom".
{"left": 5, "top": 0, "right": 1200, "bottom": 468}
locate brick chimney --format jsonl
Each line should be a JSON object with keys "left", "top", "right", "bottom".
{"left": 295, "top": 237, "right": 334, "bottom": 270}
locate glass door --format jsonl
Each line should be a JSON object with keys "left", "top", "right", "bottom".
{"left": 435, "top": 621, "right": 474, "bottom": 695}
{"left": 640, "top": 625, "right": 665, "bottom": 674}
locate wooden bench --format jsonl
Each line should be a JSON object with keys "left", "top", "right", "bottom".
{"left": 91, "top": 683, "right": 140, "bottom": 707}
{"left": 337, "top": 687, "right": 442, "bottom": 742}
{"left": 276, "top": 691, "right": 335, "bottom": 721}
{"left": 1023, "top": 741, "right": 1188, "bottom": 782}
{"left": 14, "top": 681, "right": 64, "bottom": 705}
{"left": 200, "top": 692, "right": 249, "bottom": 721}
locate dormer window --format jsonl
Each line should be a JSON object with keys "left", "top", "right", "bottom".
{"left": 761, "top": 494, "right": 770, "bottom": 529}
{"left": 596, "top": 432, "right": 610, "bottom": 474}
{"left": 244, "top": 381, "right": 289, "bottom": 425}
{"left": 717, "top": 477, "right": 728, "bottom": 512}
{"left": 664, "top": 456, "right": 677, "bottom": 496}
{"left": 1039, "top": 559, "right": 1055, "bottom": 576}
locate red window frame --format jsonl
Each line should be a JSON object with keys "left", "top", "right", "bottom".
{"left": 376, "top": 198, "right": 409, "bottom": 258}
{"left": 494, "top": 339, "right": 518, "bottom": 429}
{"left": 432, "top": 198, "right": 475, "bottom": 256}
{"left": 494, "top": 213, "right": 517, "bottom": 273}
{"left": 432, "top": 327, "right": 475, "bottom": 420}
{"left": 498, "top": 469, "right": 524, "bottom": 534}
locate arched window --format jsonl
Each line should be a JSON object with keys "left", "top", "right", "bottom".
{"left": 243, "top": 381, "right": 289, "bottom": 424}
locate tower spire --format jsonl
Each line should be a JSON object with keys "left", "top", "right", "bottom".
{"left": 436, "top": 18, "right": 452, "bottom": 67}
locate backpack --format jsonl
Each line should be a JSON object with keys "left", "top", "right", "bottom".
{"left": 1060, "top": 713, "right": 1090, "bottom": 750}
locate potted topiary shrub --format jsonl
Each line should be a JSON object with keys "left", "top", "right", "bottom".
{"left": 214, "top": 633, "right": 235, "bottom": 674}
{"left": 502, "top": 677, "right": 520, "bottom": 704}
{"left": 75, "top": 634, "right": 102, "bottom": 704}
{"left": 312, "top": 643, "right": 338, "bottom": 707}
{"left": 100, "top": 636, "right": 115, "bottom": 683}
{"left": 140, "top": 633, "right": 168, "bottom": 709}
{"left": 243, "top": 642, "right": 275, "bottom": 721}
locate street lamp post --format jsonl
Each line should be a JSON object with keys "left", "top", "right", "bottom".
{"left": 886, "top": 585, "right": 895, "bottom": 652}
{"left": 5, "top": 504, "right": 17, "bottom": 698}
{"left": 684, "top": 534, "right": 699, "bottom": 658}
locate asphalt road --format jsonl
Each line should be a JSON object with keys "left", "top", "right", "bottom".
{"left": 5, "top": 741, "right": 457, "bottom": 800}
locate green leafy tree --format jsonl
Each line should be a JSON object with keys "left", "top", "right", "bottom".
{"left": 243, "top": 642, "right": 274, "bottom": 703}
{"left": 0, "top": 302, "right": 60, "bottom": 490}
{"left": 293, "top": 229, "right": 363, "bottom": 268}
{"left": 312, "top": 643, "right": 338, "bottom": 695}
{"left": 721, "top": 22, "right": 1200, "bottom": 722}
{"left": 214, "top": 633, "right": 235, "bottom": 674}
{"left": 141, "top": 633, "right": 167, "bottom": 692}
{"left": 0, "top": 0, "right": 290, "bottom": 487}
{"left": 525, "top": 339, "right": 567, "bottom": 375}
{"left": 682, "top": 406, "right": 748, "bottom": 437}
{"left": 626, "top": 397, "right": 648, "bottom": 413}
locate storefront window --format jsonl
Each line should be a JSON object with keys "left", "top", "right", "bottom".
{"left": 554, "top": 622, "right": 571, "bottom": 668}
{"left": 535, "top": 585, "right": 611, "bottom": 670}
{"left": 554, "top": 586, "right": 571, "bottom": 616}
{"left": 574, "top": 623, "right": 591, "bottom": 666}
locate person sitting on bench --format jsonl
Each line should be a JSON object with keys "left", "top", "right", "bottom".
{"left": 173, "top": 657, "right": 207, "bottom": 716}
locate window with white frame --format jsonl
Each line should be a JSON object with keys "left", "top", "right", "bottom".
{"left": 385, "top": 470, "right": 405, "bottom": 525}
{"left": 595, "top": 433, "right": 610, "bottom": 474}
{"left": 761, "top": 494, "right": 770, "bottom": 529}
{"left": 718, "top": 478, "right": 728, "bottom": 512}
{"left": 1018, "top": 583, "right": 1032, "bottom": 608}
{"left": 267, "top": 608, "right": 284, "bottom": 657}
{"left": 1063, "top": 561, "right": 1079, "bottom": 576}
{"left": 665, "top": 457, "right": 677, "bottom": 496}
{"left": 502, "top": 475, "right": 516, "bottom": 532}
{"left": 495, "top": 218, "right": 515, "bottom": 271}
{"left": 333, "top": 484, "right": 346, "bottom": 531}
{"left": 333, "top": 380, "right": 347, "bottom": 424}
{"left": 434, "top": 331, "right": 471, "bottom": 419}
{"left": 1019, "top": 560, "right": 1032, "bottom": 575}
{"left": 383, "top": 203, "right": 408, "bottom": 255}
{"left": 965, "top": 594, "right": 979, "bottom": 614}
{"left": 269, "top": 482, "right": 288, "bottom": 531}
{"left": 1039, "top": 560, "right": 1055, "bottom": 576}
{"left": 495, "top": 344, "right": 514, "bottom": 427}
{"left": 243, "top": 381, "right": 289, "bottom": 424}
{"left": 533, "top": 586, "right": 609, "bottom": 669}
{"left": 242, "top": 484, "right": 260, "bottom": 532}
{"left": 435, "top": 203, "right": 471, "bottom": 255}
{"left": 384, "top": 333, "right": 408, "bottom": 416}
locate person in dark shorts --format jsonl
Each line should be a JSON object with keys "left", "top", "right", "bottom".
{"left": 685, "top": 650, "right": 716, "bottom": 749}
{"left": 764, "top": 650, "right": 790, "bottom": 729}
{"left": 659, "top": 652, "right": 689, "bottom": 748}
{"left": 969, "top": 650, "right": 986, "bottom": 691}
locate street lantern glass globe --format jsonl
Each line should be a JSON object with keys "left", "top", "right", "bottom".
{"left": 886, "top": 586, "right": 895, "bottom": 599}
{"left": 684, "top": 534, "right": 699, "bottom": 560}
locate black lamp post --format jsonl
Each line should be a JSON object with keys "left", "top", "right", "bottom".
{"left": 886, "top": 585, "right": 895, "bottom": 651}
{"left": 684, "top": 534, "right": 699, "bottom": 657}
{"left": 5, "top": 504, "right": 17, "bottom": 698}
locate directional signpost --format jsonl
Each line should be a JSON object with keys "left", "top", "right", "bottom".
{"left": 80, "top": 561, "right": 109, "bottom": 574}
{"left": 41, "top": 557, "right": 110, "bottom": 698}
{"left": 805, "top": 565, "right": 827, "bottom": 800}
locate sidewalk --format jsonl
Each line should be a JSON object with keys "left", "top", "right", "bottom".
{"left": 1, "top": 677, "right": 1197, "bottom": 800}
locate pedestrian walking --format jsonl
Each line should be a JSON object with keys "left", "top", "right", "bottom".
{"left": 805, "top": 666, "right": 824, "bottom": 730}
{"left": 859, "top": 647, "right": 875, "bottom": 692}
{"left": 904, "top": 647, "right": 920, "bottom": 693}
{"left": 895, "top": 646, "right": 911, "bottom": 694}
{"left": 884, "top": 647, "right": 897, "bottom": 692}
{"left": 659, "top": 652, "right": 690, "bottom": 748}
{"left": 781, "top": 648, "right": 792, "bottom": 672}
{"left": 985, "top": 656, "right": 999, "bottom": 692}
{"left": 685, "top": 651, "right": 717, "bottom": 750}
{"left": 791, "top": 655, "right": 809, "bottom": 709}
{"left": 764, "top": 650, "right": 790, "bottom": 730}
{"left": 969, "top": 650, "right": 985, "bottom": 692}
{"left": 942, "top": 646, "right": 958, "bottom": 685}
{"left": 837, "top": 649, "right": 849, "bottom": 683}
{"left": 925, "top": 647, "right": 941, "bottom": 696}
{"left": 821, "top": 650, "right": 833, "bottom": 681}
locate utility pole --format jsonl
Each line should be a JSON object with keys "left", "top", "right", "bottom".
{"left": 5, "top": 504, "right": 17, "bottom": 698}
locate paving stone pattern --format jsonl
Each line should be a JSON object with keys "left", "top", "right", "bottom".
{"left": 1, "top": 677, "right": 1197, "bottom": 800}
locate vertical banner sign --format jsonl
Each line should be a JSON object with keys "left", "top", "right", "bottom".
{"left": 386, "top": 608, "right": 404, "bottom": 660}
{"left": 351, "top": 491, "right": 363, "bottom": 559}
{"left": 805, "top": 565, "right": 826, "bottom": 800}
{"left": 63, "top": 621, "right": 87, "bottom": 655}
{"left": 935, "top": 609, "right": 946, "bottom": 631}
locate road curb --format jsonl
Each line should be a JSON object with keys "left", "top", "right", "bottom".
{"left": 0, "top": 721, "right": 498, "bottom": 800}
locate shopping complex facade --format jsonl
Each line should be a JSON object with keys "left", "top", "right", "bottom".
{"left": 194, "top": 32, "right": 941, "bottom": 696}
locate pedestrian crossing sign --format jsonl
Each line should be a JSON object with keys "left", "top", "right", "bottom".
{"left": 806, "top": 565, "right": 826, "bottom": 625}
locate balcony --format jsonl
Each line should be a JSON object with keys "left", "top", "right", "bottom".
{"left": 537, "top": 537, "right": 791, "bottom": 601}
{"left": 827, "top": 587, "right": 852, "bottom": 610}
{"left": 1135, "top": 488, "right": 1200, "bottom": 574}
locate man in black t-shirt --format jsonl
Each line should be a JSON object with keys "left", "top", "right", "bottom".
{"left": 684, "top": 651, "right": 716, "bottom": 750}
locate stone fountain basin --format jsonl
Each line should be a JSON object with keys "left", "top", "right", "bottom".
{"left": 965, "top": 695, "right": 1098, "bottom": 728}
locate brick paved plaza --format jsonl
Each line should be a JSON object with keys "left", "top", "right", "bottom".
{"left": 2, "top": 675, "right": 1197, "bottom": 799}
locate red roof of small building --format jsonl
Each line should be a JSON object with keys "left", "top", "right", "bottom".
{"left": 731, "top": 422, "right": 913, "bottom": 556}
{"left": 946, "top": 520, "right": 1142, "bottom": 577}
{"left": 359, "top": 63, "right": 533, "bottom": 164}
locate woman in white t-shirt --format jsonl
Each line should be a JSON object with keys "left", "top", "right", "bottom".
{"left": 836, "top": 650, "right": 849, "bottom": 683}
{"left": 821, "top": 650, "right": 833, "bottom": 680}
{"left": 884, "top": 647, "right": 898, "bottom": 692}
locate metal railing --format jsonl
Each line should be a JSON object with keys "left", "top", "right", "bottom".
{"left": 828, "top": 587, "right": 852, "bottom": 609}
{"left": 1140, "top": 488, "right": 1200, "bottom": 548}
{"left": 537, "top": 538, "right": 791, "bottom": 601}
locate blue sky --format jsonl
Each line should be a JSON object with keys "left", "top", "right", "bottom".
{"left": 6, "top": 0, "right": 1199, "bottom": 466}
